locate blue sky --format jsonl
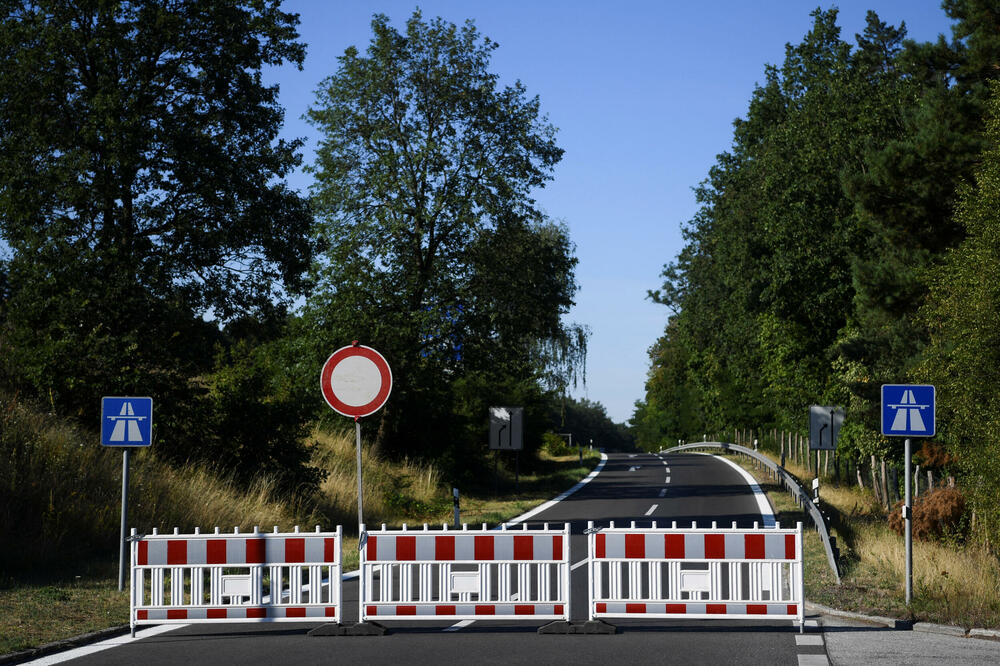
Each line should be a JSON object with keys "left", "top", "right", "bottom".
{"left": 266, "top": 1, "right": 956, "bottom": 423}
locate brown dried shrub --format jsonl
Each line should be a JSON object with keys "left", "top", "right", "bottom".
{"left": 889, "top": 487, "right": 966, "bottom": 542}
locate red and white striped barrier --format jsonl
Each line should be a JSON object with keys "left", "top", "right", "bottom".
{"left": 587, "top": 520, "right": 804, "bottom": 629}
{"left": 130, "top": 525, "right": 342, "bottom": 633}
{"left": 360, "top": 522, "right": 570, "bottom": 622}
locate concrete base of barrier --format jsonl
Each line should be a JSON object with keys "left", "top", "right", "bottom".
{"left": 537, "top": 620, "right": 617, "bottom": 635}
{"left": 308, "top": 622, "right": 387, "bottom": 636}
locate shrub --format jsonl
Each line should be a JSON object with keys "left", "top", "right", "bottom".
{"left": 889, "top": 487, "right": 967, "bottom": 542}
{"left": 541, "top": 431, "right": 575, "bottom": 456}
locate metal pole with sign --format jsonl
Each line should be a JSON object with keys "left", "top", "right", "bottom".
{"left": 320, "top": 342, "right": 393, "bottom": 534}
{"left": 489, "top": 407, "right": 524, "bottom": 493}
{"left": 101, "top": 396, "right": 153, "bottom": 591}
{"left": 881, "top": 384, "right": 936, "bottom": 605}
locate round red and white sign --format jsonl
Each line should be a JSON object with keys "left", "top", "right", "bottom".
{"left": 320, "top": 344, "right": 392, "bottom": 418}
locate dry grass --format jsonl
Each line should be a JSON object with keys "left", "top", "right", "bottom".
{"left": 308, "top": 428, "right": 446, "bottom": 530}
{"left": 131, "top": 459, "right": 307, "bottom": 533}
{"left": 1, "top": 395, "right": 605, "bottom": 654}
{"left": 721, "top": 448, "right": 1000, "bottom": 628}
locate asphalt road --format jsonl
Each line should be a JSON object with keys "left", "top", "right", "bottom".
{"left": 40, "top": 451, "right": 819, "bottom": 665}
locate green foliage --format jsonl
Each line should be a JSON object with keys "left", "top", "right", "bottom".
{"left": 550, "top": 397, "right": 633, "bottom": 453}
{"left": 198, "top": 340, "right": 325, "bottom": 496}
{"left": 541, "top": 432, "right": 574, "bottom": 457}
{"left": 920, "top": 79, "right": 1000, "bottom": 547}
{"left": 638, "top": 1, "right": 1000, "bottom": 549}
{"left": 0, "top": 1, "right": 324, "bottom": 494}
{"left": 304, "top": 10, "right": 585, "bottom": 462}
{"left": 0, "top": 0, "right": 313, "bottom": 421}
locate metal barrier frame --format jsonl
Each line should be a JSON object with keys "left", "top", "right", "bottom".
{"left": 130, "top": 525, "right": 342, "bottom": 633}
{"left": 360, "top": 522, "right": 570, "bottom": 622}
{"left": 588, "top": 520, "right": 804, "bottom": 631}
{"left": 661, "top": 442, "right": 841, "bottom": 583}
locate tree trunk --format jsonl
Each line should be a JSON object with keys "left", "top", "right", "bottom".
{"left": 881, "top": 459, "right": 891, "bottom": 510}
{"left": 928, "top": 469, "right": 934, "bottom": 490}
{"left": 870, "top": 455, "right": 881, "bottom": 503}
{"left": 914, "top": 464, "right": 920, "bottom": 498}
{"left": 856, "top": 459, "right": 865, "bottom": 489}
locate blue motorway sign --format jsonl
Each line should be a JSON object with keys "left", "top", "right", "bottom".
{"left": 881, "top": 385, "right": 935, "bottom": 438}
{"left": 101, "top": 397, "right": 153, "bottom": 446}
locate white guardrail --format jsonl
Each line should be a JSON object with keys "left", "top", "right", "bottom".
{"left": 130, "top": 526, "right": 342, "bottom": 634}
{"left": 360, "top": 522, "right": 570, "bottom": 622}
{"left": 587, "top": 520, "right": 804, "bottom": 631}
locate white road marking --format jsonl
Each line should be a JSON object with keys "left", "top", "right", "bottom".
{"left": 659, "top": 488, "right": 667, "bottom": 497}
{"left": 571, "top": 558, "right": 589, "bottom": 571}
{"left": 645, "top": 504, "right": 658, "bottom": 516}
{"left": 37, "top": 454, "right": 614, "bottom": 660}
{"left": 665, "top": 476, "right": 671, "bottom": 483}
{"left": 686, "top": 452, "right": 776, "bottom": 527}
{"left": 796, "top": 635, "right": 824, "bottom": 646}
{"left": 27, "top": 625, "right": 180, "bottom": 665}
{"left": 629, "top": 465, "right": 640, "bottom": 472}
{"left": 503, "top": 453, "right": 608, "bottom": 526}
{"left": 797, "top": 655, "right": 829, "bottom": 666}
{"left": 443, "top": 620, "right": 474, "bottom": 632}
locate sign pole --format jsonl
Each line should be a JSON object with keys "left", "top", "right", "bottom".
{"left": 118, "top": 448, "right": 130, "bottom": 592}
{"left": 356, "top": 417, "right": 364, "bottom": 533}
{"left": 905, "top": 437, "right": 912, "bottom": 605}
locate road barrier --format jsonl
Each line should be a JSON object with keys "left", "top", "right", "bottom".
{"left": 360, "top": 522, "right": 570, "bottom": 622}
{"left": 587, "top": 520, "right": 804, "bottom": 631}
{"left": 130, "top": 525, "right": 342, "bottom": 634}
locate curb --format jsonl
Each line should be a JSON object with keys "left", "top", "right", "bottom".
{"left": 0, "top": 625, "right": 130, "bottom": 665}
{"left": 969, "top": 628, "right": 1000, "bottom": 641}
{"left": 805, "top": 601, "right": 913, "bottom": 630}
{"left": 913, "top": 622, "right": 967, "bottom": 638}
{"left": 808, "top": 601, "right": 1000, "bottom": 641}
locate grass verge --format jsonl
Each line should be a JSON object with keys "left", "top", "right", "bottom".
{"left": 0, "top": 420, "right": 601, "bottom": 655}
{"left": 720, "top": 450, "right": 1000, "bottom": 628}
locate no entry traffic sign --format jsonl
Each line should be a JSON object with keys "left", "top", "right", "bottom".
{"left": 320, "top": 343, "right": 392, "bottom": 418}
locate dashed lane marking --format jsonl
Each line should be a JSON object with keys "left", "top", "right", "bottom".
{"left": 645, "top": 504, "right": 658, "bottom": 516}
{"left": 444, "top": 620, "right": 474, "bottom": 632}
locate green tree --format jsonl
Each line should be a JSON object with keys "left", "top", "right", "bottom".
{"left": 305, "top": 11, "right": 582, "bottom": 460}
{"left": 920, "top": 80, "right": 1000, "bottom": 548}
{"left": 0, "top": 1, "right": 314, "bottom": 467}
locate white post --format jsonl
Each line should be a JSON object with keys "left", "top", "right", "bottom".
{"left": 563, "top": 522, "right": 571, "bottom": 621}
{"left": 587, "top": 521, "right": 595, "bottom": 621}
{"left": 796, "top": 521, "right": 805, "bottom": 633}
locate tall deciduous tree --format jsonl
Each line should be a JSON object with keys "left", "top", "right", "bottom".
{"left": 920, "top": 81, "right": 1000, "bottom": 548}
{"left": 0, "top": 1, "right": 314, "bottom": 461}
{"left": 306, "top": 11, "right": 582, "bottom": 458}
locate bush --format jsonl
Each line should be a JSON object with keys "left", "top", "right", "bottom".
{"left": 888, "top": 487, "right": 967, "bottom": 542}
{"left": 541, "top": 431, "right": 575, "bottom": 456}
